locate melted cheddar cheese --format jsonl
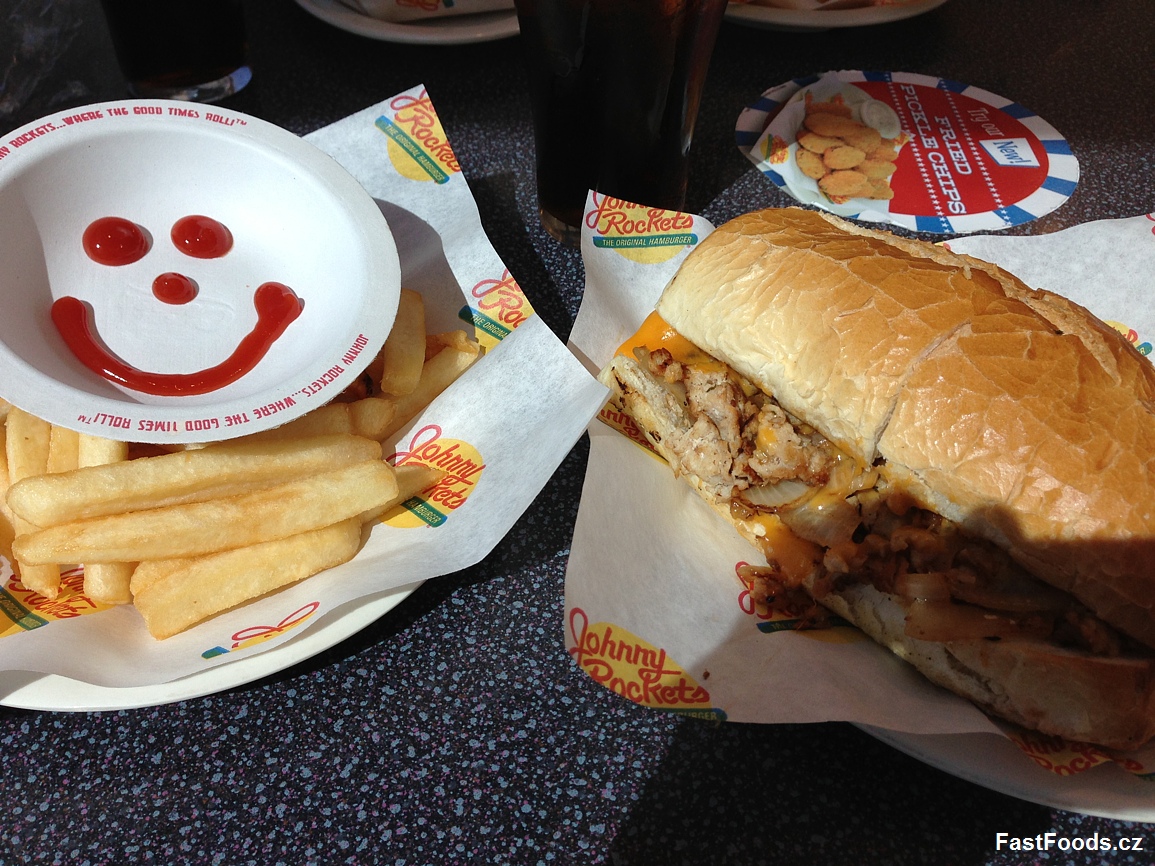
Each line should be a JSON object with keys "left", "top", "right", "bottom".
{"left": 616, "top": 311, "right": 730, "bottom": 374}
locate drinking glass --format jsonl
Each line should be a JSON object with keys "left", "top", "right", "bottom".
{"left": 513, "top": 0, "right": 727, "bottom": 245}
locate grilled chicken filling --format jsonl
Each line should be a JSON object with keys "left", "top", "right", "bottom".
{"left": 636, "top": 347, "right": 1138, "bottom": 658}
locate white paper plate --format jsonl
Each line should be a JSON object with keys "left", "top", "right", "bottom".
{"left": 0, "top": 581, "right": 422, "bottom": 712}
{"left": 858, "top": 725, "right": 1155, "bottom": 823}
{"left": 725, "top": 0, "right": 949, "bottom": 32}
{"left": 294, "top": 0, "right": 519, "bottom": 45}
{"left": 0, "top": 100, "right": 400, "bottom": 443}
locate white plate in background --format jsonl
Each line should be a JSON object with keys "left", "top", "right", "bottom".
{"left": 725, "top": 0, "right": 949, "bottom": 32}
{"left": 294, "top": 0, "right": 519, "bottom": 45}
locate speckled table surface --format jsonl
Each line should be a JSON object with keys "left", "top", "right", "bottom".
{"left": 2, "top": 1, "right": 1155, "bottom": 863}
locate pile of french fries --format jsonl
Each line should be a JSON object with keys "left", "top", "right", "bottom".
{"left": 0, "top": 289, "right": 479, "bottom": 639}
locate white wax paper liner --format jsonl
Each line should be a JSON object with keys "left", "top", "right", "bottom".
{"left": 567, "top": 199, "right": 1155, "bottom": 774}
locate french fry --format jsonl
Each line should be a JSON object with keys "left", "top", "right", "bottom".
{"left": 8, "top": 550, "right": 61, "bottom": 601}
{"left": 246, "top": 398, "right": 397, "bottom": 444}
{"left": 77, "top": 432, "right": 135, "bottom": 605}
{"left": 361, "top": 463, "right": 447, "bottom": 525}
{"left": 130, "top": 463, "right": 445, "bottom": 596}
{"left": 242, "top": 403, "right": 356, "bottom": 441}
{"left": 14, "top": 459, "right": 398, "bottom": 565}
{"left": 393, "top": 463, "right": 448, "bottom": 501}
{"left": 132, "top": 518, "right": 363, "bottom": 639}
{"left": 6, "top": 407, "right": 52, "bottom": 482}
{"left": 349, "top": 397, "right": 396, "bottom": 440}
{"left": 7, "top": 433, "right": 381, "bottom": 527}
{"left": 0, "top": 424, "right": 17, "bottom": 568}
{"left": 379, "top": 344, "right": 480, "bottom": 440}
{"left": 360, "top": 349, "right": 386, "bottom": 397}
{"left": 84, "top": 562, "right": 137, "bottom": 605}
{"left": 77, "top": 433, "right": 129, "bottom": 467}
{"left": 380, "top": 288, "right": 426, "bottom": 397}
{"left": 5, "top": 408, "right": 60, "bottom": 598}
{"left": 128, "top": 557, "right": 187, "bottom": 597}
{"left": 426, "top": 329, "right": 480, "bottom": 357}
{"left": 46, "top": 426, "right": 80, "bottom": 474}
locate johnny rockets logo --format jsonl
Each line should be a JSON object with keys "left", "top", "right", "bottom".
{"left": 998, "top": 724, "right": 1155, "bottom": 778}
{"left": 999, "top": 726, "right": 1120, "bottom": 774}
{"left": 585, "top": 194, "right": 698, "bottom": 264}
{"left": 0, "top": 566, "right": 107, "bottom": 638}
{"left": 384, "top": 425, "right": 484, "bottom": 528}
{"left": 375, "top": 91, "right": 461, "bottom": 184}
{"left": 458, "top": 268, "right": 535, "bottom": 350}
{"left": 55, "top": 214, "right": 302, "bottom": 397}
{"left": 597, "top": 402, "right": 662, "bottom": 458}
{"left": 567, "top": 607, "right": 723, "bottom": 720}
{"left": 1106, "top": 321, "right": 1153, "bottom": 357}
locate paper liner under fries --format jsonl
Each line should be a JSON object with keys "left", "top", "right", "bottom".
{"left": 0, "top": 85, "right": 607, "bottom": 687}
{"left": 566, "top": 198, "right": 1155, "bottom": 784}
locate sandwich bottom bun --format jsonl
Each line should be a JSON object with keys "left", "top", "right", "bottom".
{"left": 824, "top": 582, "right": 1155, "bottom": 751}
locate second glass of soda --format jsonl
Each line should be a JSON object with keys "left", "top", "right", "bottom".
{"left": 99, "top": 0, "right": 251, "bottom": 104}
{"left": 513, "top": 0, "right": 728, "bottom": 246}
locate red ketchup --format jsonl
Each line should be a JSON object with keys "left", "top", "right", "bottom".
{"left": 63, "top": 213, "right": 301, "bottom": 396}
{"left": 152, "top": 272, "right": 198, "bottom": 305}
{"left": 171, "top": 214, "right": 234, "bottom": 258}
{"left": 82, "top": 217, "right": 150, "bottom": 266}
{"left": 52, "top": 283, "right": 303, "bottom": 397}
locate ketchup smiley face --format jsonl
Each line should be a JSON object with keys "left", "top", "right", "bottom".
{"left": 56, "top": 215, "right": 303, "bottom": 397}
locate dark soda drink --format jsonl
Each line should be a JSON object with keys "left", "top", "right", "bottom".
{"left": 99, "top": 0, "right": 250, "bottom": 102}
{"left": 513, "top": 0, "right": 726, "bottom": 243}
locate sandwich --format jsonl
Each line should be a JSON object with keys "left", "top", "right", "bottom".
{"left": 598, "top": 206, "right": 1155, "bottom": 750}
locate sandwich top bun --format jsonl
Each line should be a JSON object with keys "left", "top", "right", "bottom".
{"left": 656, "top": 207, "right": 1155, "bottom": 651}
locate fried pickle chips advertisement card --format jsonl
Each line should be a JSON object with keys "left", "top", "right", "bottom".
{"left": 737, "top": 70, "right": 1078, "bottom": 234}
{"left": 0, "top": 85, "right": 608, "bottom": 695}
{"left": 566, "top": 203, "right": 1155, "bottom": 813}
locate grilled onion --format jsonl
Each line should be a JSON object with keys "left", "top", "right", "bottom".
{"left": 741, "top": 479, "right": 813, "bottom": 510}
{"left": 904, "top": 599, "right": 1052, "bottom": 642}
{"left": 779, "top": 491, "right": 862, "bottom": 547}
{"left": 894, "top": 571, "right": 952, "bottom": 603}
{"left": 947, "top": 566, "right": 1069, "bottom": 614}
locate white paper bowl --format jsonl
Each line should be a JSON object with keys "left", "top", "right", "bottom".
{"left": 0, "top": 100, "right": 400, "bottom": 443}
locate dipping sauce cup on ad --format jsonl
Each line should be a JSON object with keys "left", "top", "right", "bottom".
{"left": 512, "top": 0, "right": 727, "bottom": 245}
{"left": 98, "top": 0, "right": 252, "bottom": 103}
